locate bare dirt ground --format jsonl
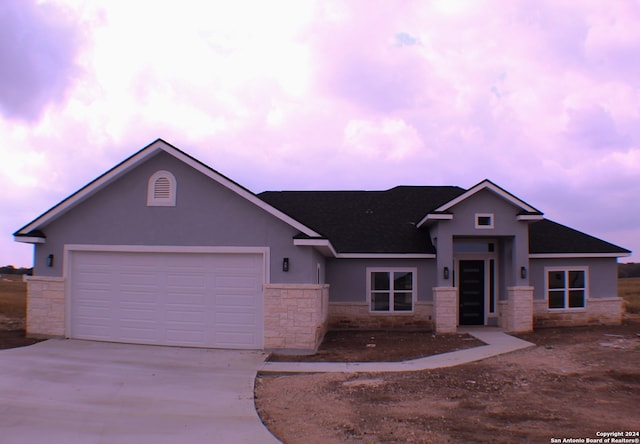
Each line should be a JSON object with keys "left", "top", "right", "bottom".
{"left": 256, "top": 317, "right": 640, "bottom": 444}
{"left": 269, "top": 330, "right": 485, "bottom": 362}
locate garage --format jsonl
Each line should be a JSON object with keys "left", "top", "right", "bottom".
{"left": 68, "top": 249, "right": 265, "bottom": 349}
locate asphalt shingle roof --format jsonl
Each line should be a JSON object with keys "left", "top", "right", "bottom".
{"left": 529, "top": 219, "right": 630, "bottom": 255}
{"left": 259, "top": 186, "right": 630, "bottom": 256}
{"left": 259, "top": 186, "right": 465, "bottom": 253}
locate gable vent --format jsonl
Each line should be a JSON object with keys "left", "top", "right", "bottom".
{"left": 154, "top": 177, "right": 171, "bottom": 199}
{"left": 147, "top": 170, "right": 176, "bottom": 206}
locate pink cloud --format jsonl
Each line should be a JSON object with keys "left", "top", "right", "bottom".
{"left": 1, "top": 1, "right": 639, "bottom": 265}
{"left": 0, "top": 0, "right": 83, "bottom": 122}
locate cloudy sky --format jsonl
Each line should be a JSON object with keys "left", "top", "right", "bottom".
{"left": 1, "top": 0, "right": 638, "bottom": 267}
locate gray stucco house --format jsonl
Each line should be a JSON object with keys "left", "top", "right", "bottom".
{"left": 14, "top": 139, "right": 631, "bottom": 351}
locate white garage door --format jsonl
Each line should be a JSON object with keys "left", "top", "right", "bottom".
{"left": 69, "top": 250, "right": 264, "bottom": 349}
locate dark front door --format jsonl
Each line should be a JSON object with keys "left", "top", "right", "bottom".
{"left": 459, "top": 260, "right": 485, "bottom": 325}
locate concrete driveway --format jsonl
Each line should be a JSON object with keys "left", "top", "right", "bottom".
{"left": 0, "top": 339, "right": 279, "bottom": 444}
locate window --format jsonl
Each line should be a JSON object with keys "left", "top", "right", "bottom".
{"left": 489, "top": 259, "right": 495, "bottom": 313}
{"left": 147, "top": 170, "right": 176, "bottom": 206}
{"left": 546, "top": 268, "right": 587, "bottom": 309}
{"left": 368, "top": 269, "right": 415, "bottom": 312}
{"left": 475, "top": 213, "right": 494, "bottom": 229}
{"left": 453, "top": 240, "right": 496, "bottom": 253}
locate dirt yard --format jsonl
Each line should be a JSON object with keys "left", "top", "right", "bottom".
{"left": 269, "top": 330, "right": 485, "bottom": 362}
{"left": 256, "top": 318, "right": 640, "bottom": 443}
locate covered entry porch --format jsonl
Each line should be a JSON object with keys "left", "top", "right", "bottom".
{"left": 432, "top": 237, "right": 534, "bottom": 334}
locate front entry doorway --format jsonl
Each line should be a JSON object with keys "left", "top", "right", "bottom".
{"left": 458, "top": 260, "right": 485, "bottom": 325}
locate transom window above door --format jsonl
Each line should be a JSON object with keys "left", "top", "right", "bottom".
{"left": 368, "top": 268, "right": 416, "bottom": 313}
{"left": 453, "top": 239, "right": 496, "bottom": 253}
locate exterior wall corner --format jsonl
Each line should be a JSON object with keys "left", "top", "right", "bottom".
{"left": 25, "top": 276, "right": 66, "bottom": 338}
{"left": 263, "top": 283, "right": 329, "bottom": 352}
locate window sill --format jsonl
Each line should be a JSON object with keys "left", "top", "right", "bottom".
{"left": 368, "top": 311, "right": 415, "bottom": 315}
{"left": 547, "top": 307, "right": 587, "bottom": 312}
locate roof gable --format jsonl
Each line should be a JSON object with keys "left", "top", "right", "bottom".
{"left": 14, "top": 139, "right": 320, "bottom": 240}
{"left": 417, "top": 179, "right": 542, "bottom": 227}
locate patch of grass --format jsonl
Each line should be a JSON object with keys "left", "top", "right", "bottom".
{"left": 619, "top": 278, "right": 640, "bottom": 314}
{"left": 0, "top": 278, "right": 27, "bottom": 319}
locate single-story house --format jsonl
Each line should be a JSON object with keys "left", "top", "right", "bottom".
{"left": 14, "top": 139, "right": 631, "bottom": 351}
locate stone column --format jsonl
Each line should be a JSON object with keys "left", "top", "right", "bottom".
{"left": 263, "top": 284, "right": 330, "bottom": 352}
{"left": 504, "top": 286, "right": 534, "bottom": 333}
{"left": 25, "top": 276, "right": 66, "bottom": 338}
{"left": 433, "top": 287, "right": 457, "bottom": 334}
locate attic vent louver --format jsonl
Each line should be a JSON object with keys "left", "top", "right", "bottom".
{"left": 147, "top": 170, "right": 176, "bottom": 206}
{"left": 154, "top": 177, "right": 171, "bottom": 199}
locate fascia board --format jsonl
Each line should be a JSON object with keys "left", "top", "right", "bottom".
{"left": 416, "top": 213, "right": 453, "bottom": 228}
{"left": 293, "top": 238, "right": 338, "bottom": 257}
{"left": 517, "top": 214, "right": 544, "bottom": 221}
{"left": 336, "top": 253, "right": 436, "bottom": 259}
{"left": 529, "top": 252, "right": 631, "bottom": 259}
{"left": 292, "top": 240, "right": 437, "bottom": 259}
{"left": 13, "top": 236, "right": 46, "bottom": 244}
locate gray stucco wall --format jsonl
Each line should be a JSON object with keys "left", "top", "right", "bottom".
{"left": 326, "top": 258, "right": 437, "bottom": 303}
{"left": 433, "top": 189, "right": 530, "bottom": 288}
{"left": 34, "top": 151, "right": 319, "bottom": 284}
{"left": 530, "top": 257, "right": 619, "bottom": 301}
{"left": 498, "top": 237, "right": 514, "bottom": 301}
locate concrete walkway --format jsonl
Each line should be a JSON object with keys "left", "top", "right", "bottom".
{"left": 260, "top": 328, "right": 535, "bottom": 373}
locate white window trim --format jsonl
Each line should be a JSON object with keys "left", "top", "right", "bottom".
{"left": 147, "top": 170, "right": 177, "bottom": 207}
{"left": 475, "top": 213, "right": 494, "bottom": 229}
{"left": 366, "top": 267, "right": 417, "bottom": 313}
{"left": 544, "top": 266, "right": 589, "bottom": 310}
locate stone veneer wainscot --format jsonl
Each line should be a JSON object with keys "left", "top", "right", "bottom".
{"left": 328, "top": 301, "right": 433, "bottom": 330}
{"left": 25, "top": 276, "right": 66, "bottom": 338}
{"left": 263, "top": 284, "right": 329, "bottom": 351}
{"left": 533, "top": 297, "right": 622, "bottom": 328}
